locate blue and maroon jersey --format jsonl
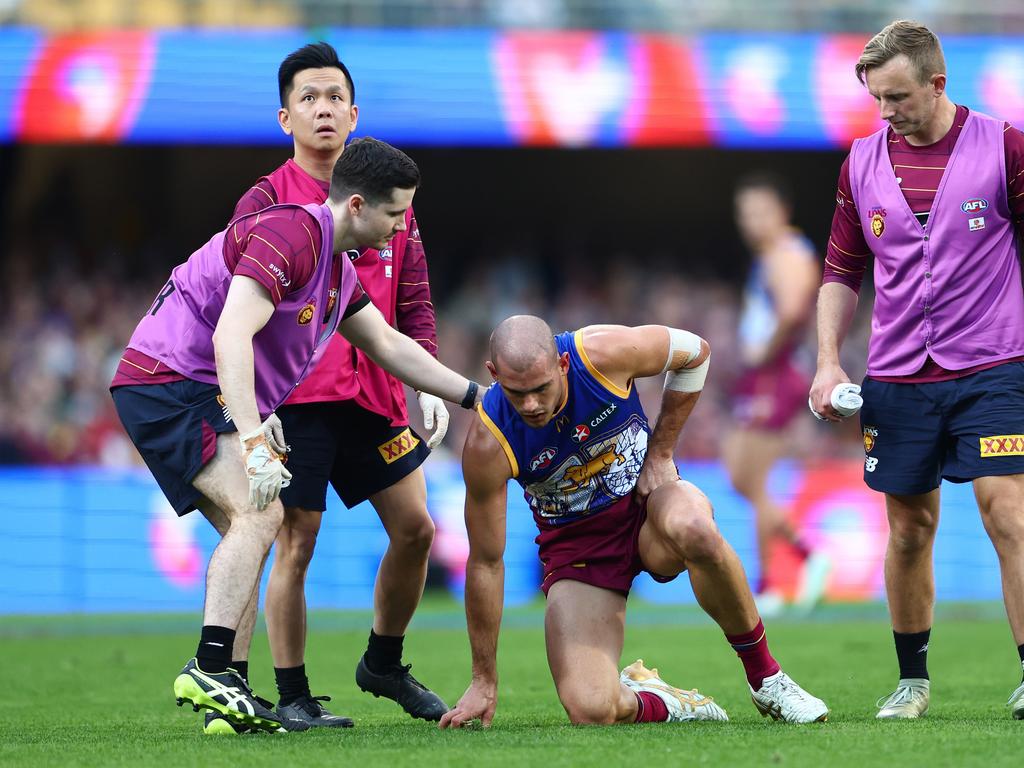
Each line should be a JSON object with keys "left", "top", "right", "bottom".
{"left": 479, "top": 331, "right": 650, "bottom": 527}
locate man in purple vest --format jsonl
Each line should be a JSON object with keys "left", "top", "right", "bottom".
{"left": 111, "top": 138, "right": 482, "bottom": 733}
{"left": 219, "top": 42, "right": 449, "bottom": 732}
{"left": 810, "top": 20, "right": 1024, "bottom": 720}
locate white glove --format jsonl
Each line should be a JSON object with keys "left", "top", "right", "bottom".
{"left": 809, "top": 383, "right": 863, "bottom": 421}
{"left": 238, "top": 430, "right": 292, "bottom": 510}
{"left": 417, "top": 391, "right": 450, "bottom": 450}
{"left": 253, "top": 412, "right": 289, "bottom": 455}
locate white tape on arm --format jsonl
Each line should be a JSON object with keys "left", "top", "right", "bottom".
{"left": 664, "top": 356, "right": 710, "bottom": 392}
{"left": 660, "top": 327, "right": 703, "bottom": 373}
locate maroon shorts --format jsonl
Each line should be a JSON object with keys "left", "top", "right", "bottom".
{"left": 536, "top": 495, "right": 676, "bottom": 597}
{"left": 731, "top": 359, "right": 809, "bottom": 431}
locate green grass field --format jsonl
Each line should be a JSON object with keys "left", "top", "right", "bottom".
{"left": 2, "top": 598, "right": 1020, "bottom": 767}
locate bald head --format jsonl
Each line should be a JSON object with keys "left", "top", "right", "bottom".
{"left": 489, "top": 315, "right": 558, "bottom": 373}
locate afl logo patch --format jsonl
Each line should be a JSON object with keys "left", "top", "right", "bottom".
{"left": 297, "top": 302, "right": 315, "bottom": 325}
{"left": 961, "top": 198, "right": 988, "bottom": 214}
{"left": 379, "top": 246, "right": 393, "bottom": 261}
{"left": 530, "top": 447, "right": 557, "bottom": 472}
{"left": 870, "top": 213, "right": 885, "bottom": 238}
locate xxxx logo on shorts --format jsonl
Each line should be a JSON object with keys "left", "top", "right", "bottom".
{"left": 979, "top": 434, "right": 1024, "bottom": 457}
{"left": 378, "top": 428, "right": 420, "bottom": 464}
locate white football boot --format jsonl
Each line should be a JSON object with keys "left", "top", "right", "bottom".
{"left": 1006, "top": 679, "right": 1024, "bottom": 720}
{"left": 750, "top": 670, "right": 829, "bottom": 723}
{"left": 876, "top": 678, "right": 930, "bottom": 719}
{"left": 620, "top": 659, "right": 728, "bottom": 722}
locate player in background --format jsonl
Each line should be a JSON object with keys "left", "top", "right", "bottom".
{"left": 214, "top": 42, "right": 449, "bottom": 731}
{"left": 110, "top": 138, "right": 483, "bottom": 733}
{"left": 810, "top": 20, "right": 1024, "bottom": 719}
{"left": 723, "top": 172, "right": 828, "bottom": 617}
{"left": 440, "top": 316, "right": 828, "bottom": 729}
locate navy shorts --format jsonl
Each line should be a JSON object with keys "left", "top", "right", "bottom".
{"left": 111, "top": 380, "right": 236, "bottom": 516}
{"left": 277, "top": 400, "right": 430, "bottom": 511}
{"left": 860, "top": 362, "right": 1024, "bottom": 495}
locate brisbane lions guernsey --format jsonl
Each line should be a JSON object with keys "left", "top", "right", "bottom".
{"left": 479, "top": 331, "right": 650, "bottom": 528}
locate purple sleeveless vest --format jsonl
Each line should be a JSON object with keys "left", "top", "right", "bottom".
{"left": 126, "top": 203, "right": 358, "bottom": 417}
{"left": 850, "top": 111, "right": 1024, "bottom": 376}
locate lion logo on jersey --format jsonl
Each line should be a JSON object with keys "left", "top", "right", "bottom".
{"left": 297, "top": 301, "right": 315, "bottom": 325}
{"left": 870, "top": 213, "right": 885, "bottom": 238}
{"left": 559, "top": 447, "right": 625, "bottom": 493}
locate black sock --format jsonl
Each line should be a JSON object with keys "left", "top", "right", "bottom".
{"left": 894, "top": 629, "right": 930, "bottom": 680}
{"left": 231, "top": 660, "right": 249, "bottom": 684}
{"left": 1017, "top": 643, "right": 1024, "bottom": 681}
{"left": 275, "top": 664, "right": 310, "bottom": 706}
{"left": 365, "top": 630, "right": 404, "bottom": 674}
{"left": 196, "top": 625, "right": 235, "bottom": 673}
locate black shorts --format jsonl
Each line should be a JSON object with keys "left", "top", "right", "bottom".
{"left": 860, "top": 362, "right": 1024, "bottom": 495}
{"left": 111, "top": 380, "right": 236, "bottom": 516}
{"left": 277, "top": 400, "right": 431, "bottom": 511}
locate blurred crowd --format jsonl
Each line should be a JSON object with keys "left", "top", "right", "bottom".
{"left": 7, "top": 0, "right": 1024, "bottom": 34}
{"left": 0, "top": 232, "right": 870, "bottom": 468}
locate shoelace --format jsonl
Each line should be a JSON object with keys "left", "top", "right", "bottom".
{"left": 767, "top": 674, "right": 813, "bottom": 704}
{"left": 294, "top": 695, "right": 333, "bottom": 717}
{"left": 876, "top": 684, "right": 921, "bottom": 709}
{"left": 382, "top": 663, "right": 428, "bottom": 691}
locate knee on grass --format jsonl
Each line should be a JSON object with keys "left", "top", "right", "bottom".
{"left": 562, "top": 695, "right": 621, "bottom": 726}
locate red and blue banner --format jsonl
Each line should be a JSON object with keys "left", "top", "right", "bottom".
{"left": 3, "top": 29, "right": 1023, "bottom": 147}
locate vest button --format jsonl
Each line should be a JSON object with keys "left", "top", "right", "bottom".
{"left": 923, "top": 235, "right": 929, "bottom": 241}
{"left": 925, "top": 272, "right": 932, "bottom": 278}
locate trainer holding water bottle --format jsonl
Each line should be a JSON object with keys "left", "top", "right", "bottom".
{"left": 810, "top": 19, "right": 1024, "bottom": 721}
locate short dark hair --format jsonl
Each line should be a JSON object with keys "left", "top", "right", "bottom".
{"left": 735, "top": 171, "right": 794, "bottom": 211}
{"left": 278, "top": 41, "right": 355, "bottom": 107}
{"left": 329, "top": 137, "right": 420, "bottom": 205}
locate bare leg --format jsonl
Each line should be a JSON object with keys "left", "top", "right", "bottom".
{"left": 883, "top": 491, "right": 940, "bottom": 633}
{"left": 191, "top": 433, "right": 284, "bottom": 630}
{"left": 197, "top": 501, "right": 260, "bottom": 663}
{"left": 265, "top": 507, "right": 322, "bottom": 668}
{"left": 639, "top": 480, "right": 759, "bottom": 635}
{"left": 974, "top": 475, "right": 1024, "bottom": 644}
{"left": 545, "top": 579, "right": 637, "bottom": 725}
{"left": 723, "top": 428, "right": 799, "bottom": 585}
{"left": 369, "top": 467, "right": 434, "bottom": 637}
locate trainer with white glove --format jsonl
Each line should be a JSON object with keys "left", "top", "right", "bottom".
{"left": 111, "top": 137, "right": 485, "bottom": 732}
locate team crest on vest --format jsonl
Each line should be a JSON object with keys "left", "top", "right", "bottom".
{"left": 868, "top": 207, "right": 886, "bottom": 238}
{"left": 297, "top": 298, "right": 316, "bottom": 325}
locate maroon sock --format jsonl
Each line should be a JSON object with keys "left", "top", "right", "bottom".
{"left": 633, "top": 691, "right": 670, "bottom": 722}
{"left": 792, "top": 538, "right": 811, "bottom": 561}
{"left": 726, "top": 619, "right": 781, "bottom": 690}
